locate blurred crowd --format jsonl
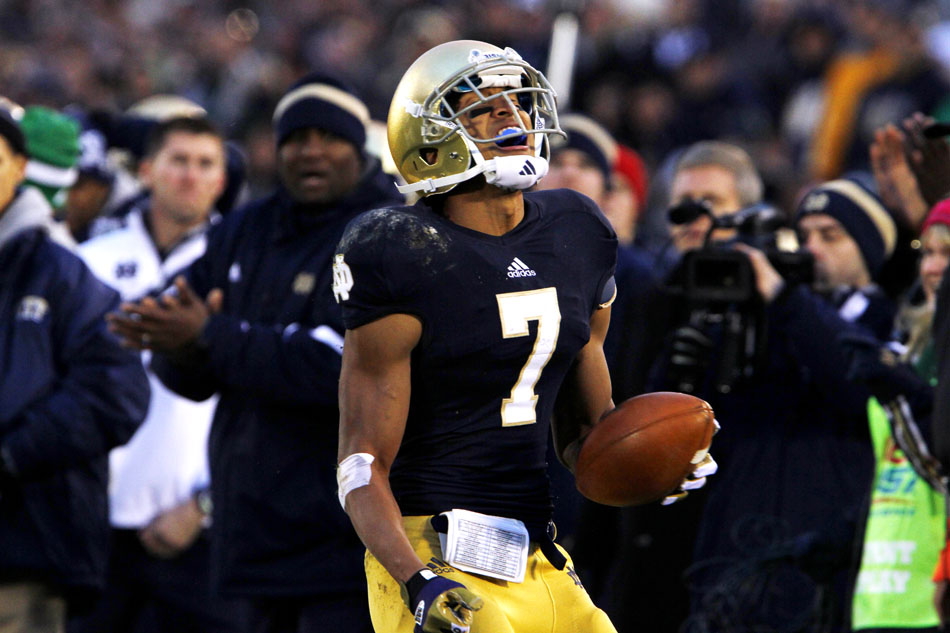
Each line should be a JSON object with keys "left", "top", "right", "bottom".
{"left": 7, "top": 0, "right": 950, "bottom": 632}
{"left": 4, "top": 0, "right": 950, "bottom": 202}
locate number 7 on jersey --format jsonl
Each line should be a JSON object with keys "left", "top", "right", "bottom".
{"left": 496, "top": 287, "right": 561, "bottom": 426}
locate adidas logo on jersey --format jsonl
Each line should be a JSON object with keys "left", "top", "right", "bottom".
{"left": 518, "top": 160, "right": 537, "bottom": 176}
{"left": 507, "top": 257, "right": 536, "bottom": 278}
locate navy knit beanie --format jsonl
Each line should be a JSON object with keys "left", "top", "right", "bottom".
{"left": 272, "top": 73, "right": 369, "bottom": 151}
{"left": 549, "top": 113, "right": 617, "bottom": 185}
{"left": 795, "top": 179, "right": 897, "bottom": 278}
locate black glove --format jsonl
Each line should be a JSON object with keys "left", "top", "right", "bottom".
{"left": 837, "top": 331, "right": 933, "bottom": 417}
{"left": 402, "top": 569, "right": 483, "bottom": 633}
{"left": 667, "top": 325, "right": 714, "bottom": 393}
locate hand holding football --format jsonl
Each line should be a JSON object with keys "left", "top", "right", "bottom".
{"left": 575, "top": 392, "right": 716, "bottom": 506}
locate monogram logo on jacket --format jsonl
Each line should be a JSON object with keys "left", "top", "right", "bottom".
{"left": 292, "top": 272, "right": 316, "bottom": 295}
{"left": 17, "top": 295, "right": 49, "bottom": 322}
{"left": 115, "top": 261, "right": 137, "bottom": 279}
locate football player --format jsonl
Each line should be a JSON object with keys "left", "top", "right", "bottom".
{"left": 333, "top": 40, "right": 709, "bottom": 633}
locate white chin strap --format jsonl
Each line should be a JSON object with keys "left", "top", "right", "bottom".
{"left": 485, "top": 155, "right": 549, "bottom": 190}
{"left": 397, "top": 155, "right": 548, "bottom": 195}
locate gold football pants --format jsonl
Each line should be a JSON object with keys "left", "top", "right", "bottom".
{"left": 365, "top": 515, "right": 617, "bottom": 633}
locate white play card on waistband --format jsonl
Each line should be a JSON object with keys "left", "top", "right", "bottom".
{"left": 437, "top": 509, "right": 530, "bottom": 583}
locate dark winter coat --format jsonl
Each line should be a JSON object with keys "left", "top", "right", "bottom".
{"left": 0, "top": 189, "right": 150, "bottom": 593}
{"left": 152, "top": 162, "right": 402, "bottom": 597}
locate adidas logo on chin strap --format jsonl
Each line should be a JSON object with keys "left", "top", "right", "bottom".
{"left": 507, "top": 257, "right": 536, "bottom": 278}
{"left": 396, "top": 154, "right": 548, "bottom": 194}
{"left": 486, "top": 155, "right": 547, "bottom": 191}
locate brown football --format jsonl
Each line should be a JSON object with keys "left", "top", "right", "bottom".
{"left": 575, "top": 392, "right": 716, "bottom": 506}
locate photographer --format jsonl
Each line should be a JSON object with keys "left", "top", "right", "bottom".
{"left": 650, "top": 171, "right": 898, "bottom": 632}
{"left": 600, "top": 141, "right": 768, "bottom": 632}
{"left": 667, "top": 141, "right": 764, "bottom": 256}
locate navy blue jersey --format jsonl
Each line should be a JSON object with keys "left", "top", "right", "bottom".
{"left": 336, "top": 189, "right": 617, "bottom": 532}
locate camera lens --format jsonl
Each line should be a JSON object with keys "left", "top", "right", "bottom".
{"left": 668, "top": 199, "right": 710, "bottom": 225}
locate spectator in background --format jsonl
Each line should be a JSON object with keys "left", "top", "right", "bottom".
{"left": 867, "top": 113, "right": 950, "bottom": 627}
{"left": 603, "top": 143, "right": 648, "bottom": 249}
{"left": 71, "top": 117, "right": 248, "bottom": 633}
{"left": 808, "top": 0, "right": 949, "bottom": 181}
{"left": 20, "top": 105, "right": 80, "bottom": 213}
{"left": 774, "top": 7, "right": 846, "bottom": 170}
{"left": 63, "top": 129, "right": 116, "bottom": 242}
{"left": 0, "top": 99, "right": 75, "bottom": 250}
{"left": 119, "top": 95, "right": 250, "bottom": 217}
{"left": 795, "top": 179, "right": 898, "bottom": 340}
{"left": 63, "top": 128, "right": 140, "bottom": 243}
{"left": 77, "top": 95, "right": 248, "bottom": 229}
{"left": 106, "top": 73, "right": 403, "bottom": 633}
{"left": 841, "top": 200, "right": 950, "bottom": 633}
{"left": 0, "top": 103, "right": 150, "bottom": 632}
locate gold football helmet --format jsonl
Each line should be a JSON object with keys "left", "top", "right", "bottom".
{"left": 388, "top": 40, "right": 562, "bottom": 196}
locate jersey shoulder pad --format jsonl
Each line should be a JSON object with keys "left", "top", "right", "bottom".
{"left": 334, "top": 204, "right": 449, "bottom": 328}
{"left": 337, "top": 204, "right": 449, "bottom": 262}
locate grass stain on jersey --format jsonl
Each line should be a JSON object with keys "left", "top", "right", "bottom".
{"left": 340, "top": 207, "right": 452, "bottom": 271}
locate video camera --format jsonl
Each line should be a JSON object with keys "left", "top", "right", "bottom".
{"left": 670, "top": 199, "right": 814, "bottom": 305}
{"left": 664, "top": 200, "right": 814, "bottom": 393}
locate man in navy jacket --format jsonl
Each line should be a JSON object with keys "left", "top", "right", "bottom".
{"left": 0, "top": 106, "right": 150, "bottom": 631}
{"left": 108, "top": 76, "right": 403, "bottom": 633}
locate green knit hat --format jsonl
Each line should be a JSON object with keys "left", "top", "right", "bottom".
{"left": 21, "top": 106, "right": 81, "bottom": 207}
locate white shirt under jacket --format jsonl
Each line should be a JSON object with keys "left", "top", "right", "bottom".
{"left": 79, "top": 205, "right": 218, "bottom": 528}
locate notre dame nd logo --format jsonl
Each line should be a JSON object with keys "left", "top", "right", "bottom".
{"left": 332, "top": 254, "right": 354, "bottom": 303}
{"left": 16, "top": 295, "right": 49, "bottom": 322}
